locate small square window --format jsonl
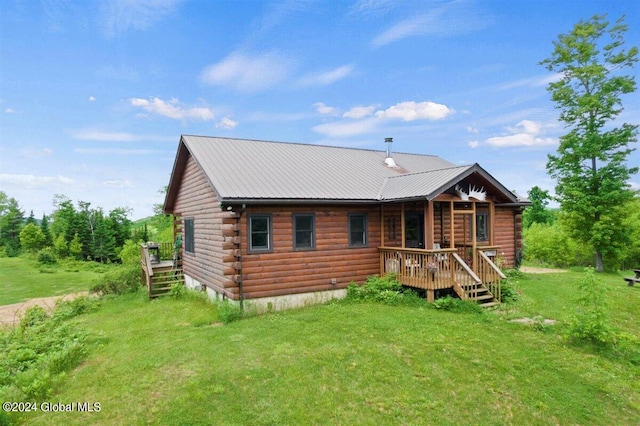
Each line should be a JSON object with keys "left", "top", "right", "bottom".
{"left": 249, "top": 215, "right": 272, "bottom": 252}
{"left": 349, "top": 213, "right": 367, "bottom": 247}
{"left": 293, "top": 214, "right": 315, "bottom": 250}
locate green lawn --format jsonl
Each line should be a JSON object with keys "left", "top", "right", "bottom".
{"left": 12, "top": 269, "right": 640, "bottom": 425}
{"left": 0, "top": 257, "right": 108, "bottom": 305}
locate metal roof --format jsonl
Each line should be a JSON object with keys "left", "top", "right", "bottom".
{"left": 164, "top": 135, "right": 519, "bottom": 212}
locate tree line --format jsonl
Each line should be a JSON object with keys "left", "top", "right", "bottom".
{"left": 0, "top": 191, "right": 171, "bottom": 263}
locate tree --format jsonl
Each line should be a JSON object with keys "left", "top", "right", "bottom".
{"left": 522, "top": 186, "right": 554, "bottom": 229}
{"left": 19, "top": 223, "right": 46, "bottom": 252}
{"left": 0, "top": 192, "right": 24, "bottom": 256}
{"left": 541, "top": 14, "right": 638, "bottom": 271}
{"left": 40, "top": 214, "right": 53, "bottom": 247}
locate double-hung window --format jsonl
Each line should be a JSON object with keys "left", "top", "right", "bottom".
{"left": 248, "top": 214, "right": 272, "bottom": 252}
{"left": 348, "top": 213, "right": 367, "bottom": 247}
{"left": 476, "top": 212, "right": 489, "bottom": 242}
{"left": 293, "top": 214, "right": 315, "bottom": 250}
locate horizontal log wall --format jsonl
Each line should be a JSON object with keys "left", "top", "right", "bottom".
{"left": 239, "top": 206, "right": 381, "bottom": 299}
{"left": 494, "top": 206, "right": 521, "bottom": 268}
{"left": 173, "top": 154, "right": 237, "bottom": 298}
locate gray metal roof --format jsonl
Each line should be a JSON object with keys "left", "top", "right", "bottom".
{"left": 164, "top": 135, "right": 519, "bottom": 211}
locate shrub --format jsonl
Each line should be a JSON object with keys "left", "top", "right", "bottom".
{"left": 90, "top": 264, "right": 140, "bottom": 295}
{"left": 216, "top": 300, "right": 244, "bottom": 324}
{"left": 432, "top": 295, "right": 484, "bottom": 314}
{"left": 568, "top": 268, "right": 614, "bottom": 346}
{"left": 36, "top": 247, "right": 57, "bottom": 265}
{"left": 346, "top": 275, "right": 423, "bottom": 306}
{"left": 0, "top": 306, "right": 90, "bottom": 403}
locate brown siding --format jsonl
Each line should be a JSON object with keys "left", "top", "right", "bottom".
{"left": 494, "top": 206, "right": 521, "bottom": 268}
{"left": 238, "top": 206, "right": 381, "bottom": 299}
{"left": 173, "top": 155, "right": 236, "bottom": 298}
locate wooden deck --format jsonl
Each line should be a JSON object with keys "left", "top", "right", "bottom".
{"left": 140, "top": 243, "right": 183, "bottom": 298}
{"left": 379, "top": 246, "right": 504, "bottom": 306}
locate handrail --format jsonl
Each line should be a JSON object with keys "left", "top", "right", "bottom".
{"left": 477, "top": 249, "right": 504, "bottom": 302}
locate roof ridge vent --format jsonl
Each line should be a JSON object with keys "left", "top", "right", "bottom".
{"left": 384, "top": 137, "right": 397, "bottom": 168}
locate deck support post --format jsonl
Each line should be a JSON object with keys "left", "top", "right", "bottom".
{"left": 426, "top": 289, "right": 435, "bottom": 302}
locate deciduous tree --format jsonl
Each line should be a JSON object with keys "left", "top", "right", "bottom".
{"left": 541, "top": 14, "right": 638, "bottom": 271}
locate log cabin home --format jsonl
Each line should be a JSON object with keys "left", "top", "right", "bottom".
{"left": 152, "top": 135, "right": 528, "bottom": 311}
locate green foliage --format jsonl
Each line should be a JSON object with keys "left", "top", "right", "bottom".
{"left": 432, "top": 295, "right": 484, "bottom": 314}
{"left": 169, "top": 281, "right": 186, "bottom": 298}
{"left": 89, "top": 264, "right": 141, "bottom": 295}
{"left": 541, "top": 15, "right": 638, "bottom": 271}
{"left": 118, "top": 239, "right": 140, "bottom": 265}
{"left": 522, "top": 186, "right": 554, "bottom": 229}
{"left": 0, "top": 303, "right": 91, "bottom": 405}
{"left": 68, "top": 232, "right": 83, "bottom": 260}
{"left": 0, "top": 192, "right": 24, "bottom": 256}
{"left": 19, "top": 223, "right": 46, "bottom": 252}
{"left": 53, "top": 233, "right": 69, "bottom": 258}
{"left": 499, "top": 278, "right": 520, "bottom": 304}
{"left": 346, "top": 274, "right": 423, "bottom": 306}
{"left": 215, "top": 299, "right": 244, "bottom": 324}
{"left": 569, "top": 268, "right": 614, "bottom": 346}
{"left": 36, "top": 247, "right": 57, "bottom": 266}
{"left": 523, "top": 221, "right": 591, "bottom": 267}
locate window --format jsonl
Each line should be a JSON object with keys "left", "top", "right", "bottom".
{"left": 248, "top": 214, "right": 272, "bottom": 252}
{"left": 293, "top": 214, "right": 315, "bottom": 250}
{"left": 349, "top": 213, "right": 368, "bottom": 247}
{"left": 184, "top": 218, "right": 195, "bottom": 253}
{"left": 476, "top": 212, "right": 489, "bottom": 242}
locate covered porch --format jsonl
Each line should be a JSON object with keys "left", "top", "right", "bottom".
{"left": 378, "top": 194, "right": 507, "bottom": 305}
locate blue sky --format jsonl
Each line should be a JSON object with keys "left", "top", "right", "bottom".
{"left": 1, "top": 0, "right": 638, "bottom": 220}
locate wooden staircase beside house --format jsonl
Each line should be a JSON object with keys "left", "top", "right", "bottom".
{"left": 140, "top": 242, "right": 183, "bottom": 299}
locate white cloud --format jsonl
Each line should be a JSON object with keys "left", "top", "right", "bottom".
{"left": 312, "top": 118, "right": 379, "bottom": 138}
{"left": 484, "top": 120, "right": 558, "bottom": 148}
{"left": 371, "top": 2, "right": 489, "bottom": 47}
{"left": 5, "top": 108, "right": 15, "bottom": 114}
{"left": 468, "top": 140, "right": 479, "bottom": 148}
{"left": 103, "top": 179, "right": 133, "bottom": 188}
{"left": 297, "top": 65, "right": 354, "bottom": 87}
{"left": 375, "top": 101, "right": 454, "bottom": 121}
{"left": 21, "top": 148, "right": 53, "bottom": 158}
{"left": 130, "top": 97, "right": 215, "bottom": 121}
{"left": 343, "top": 105, "right": 376, "bottom": 119}
{"left": 89, "top": 96, "right": 96, "bottom": 101}
{"left": 216, "top": 117, "right": 238, "bottom": 130}
{"left": 74, "top": 148, "right": 160, "bottom": 155}
{"left": 466, "top": 126, "right": 479, "bottom": 134}
{"left": 201, "top": 51, "right": 294, "bottom": 92}
{"left": 72, "top": 130, "right": 138, "bottom": 141}
{"left": 99, "top": 0, "right": 182, "bottom": 38}
{"left": 0, "top": 173, "right": 74, "bottom": 188}
{"left": 497, "top": 73, "right": 563, "bottom": 91}
{"left": 314, "top": 102, "right": 338, "bottom": 116}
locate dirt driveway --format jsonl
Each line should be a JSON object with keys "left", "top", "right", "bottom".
{"left": 0, "top": 292, "right": 88, "bottom": 328}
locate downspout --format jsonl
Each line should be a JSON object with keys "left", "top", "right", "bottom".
{"left": 237, "top": 204, "right": 246, "bottom": 310}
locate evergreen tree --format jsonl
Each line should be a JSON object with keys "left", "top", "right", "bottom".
{"left": 26, "top": 210, "right": 37, "bottom": 225}
{"left": 91, "top": 209, "right": 117, "bottom": 263}
{"left": 40, "top": 214, "right": 53, "bottom": 247}
{"left": 0, "top": 192, "right": 24, "bottom": 256}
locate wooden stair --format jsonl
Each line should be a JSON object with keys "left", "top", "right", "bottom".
{"left": 463, "top": 281, "right": 499, "bottom": 308}
{"left": 148, "top": 266, "right": 183, "bottom": 298}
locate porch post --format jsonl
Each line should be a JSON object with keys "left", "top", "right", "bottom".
{"left": 472, "top": 201, "right": 477, "bottom": 268}
{"left": 449, "top": 201, "right": 455, "bottom": 248}
{"left": 401, "top": 203, "right": 406, "bottom": 248}
{"left": 380, "top": 204, "right": 385, "bottom": 247}
{"left": 424, "top": 201, "right": 434, "bottom": 250}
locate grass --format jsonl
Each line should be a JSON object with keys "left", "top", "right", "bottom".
{"left": 0, "top": 257, "right": 108, "bottom": 306}
{"left": 0, "top": 257, "right": 109, "bottom": 306}
{"left": 5, "top": 268, "right": 638, "bottom": 425}
{"left": 1, "top": 259, "right": 638, "bottom": 424}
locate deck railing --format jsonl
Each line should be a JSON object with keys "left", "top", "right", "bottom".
{"left": 140, "top": 242, "right": 182, "bottom": 298}
{"left": 379, "top": 247, "right": 482, "bottom": 293}
{"left": 476, "top": 248, "right": 505, "bottom": 302}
